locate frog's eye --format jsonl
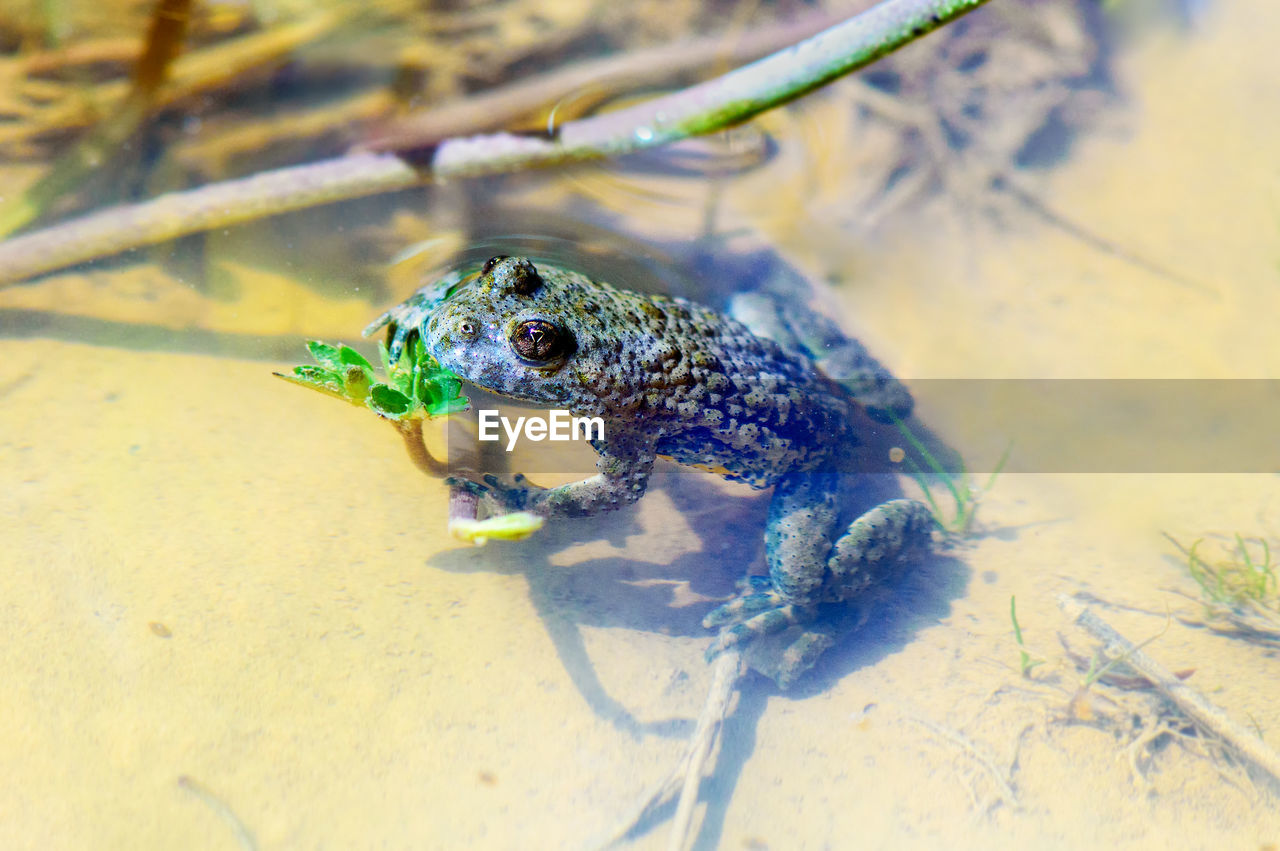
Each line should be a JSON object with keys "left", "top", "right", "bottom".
{"left": 510, "top": 319, "right": 573, "bottom": 363}
{"left": 481, "top": 256, "right": 508, "bottom": 276}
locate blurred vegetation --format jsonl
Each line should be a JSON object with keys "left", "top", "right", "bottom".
{"left": 0, "top": 0, "right": 1113, "bottom": 263}
{"left": 1166, "top": 532, "right": 1280, "bottom": 646}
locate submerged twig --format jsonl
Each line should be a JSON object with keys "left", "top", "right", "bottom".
{"left": 0, "top": 0, "right": 990, "bottom": 285}
{"left": 1058, "top": 594, "right": 1280, "bottom": 786}
{"left": 0, "top": 7, "right": 359, "bottom": 148}
{"left": 600, "top": 647, "right": 743, "bottom": 850}
{"left": 668, "top": 647, "right": 742, "bottom": 851}
{"left": 904, "top": 715, "right": 1019, "bottom": 811}
{"left": 995, "top": 174, "right": 1212, "bottom": 294}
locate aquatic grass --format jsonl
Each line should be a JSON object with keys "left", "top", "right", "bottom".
{"left": 1009, "top": 595, "right": 1044, "bottom": 678}
{"left": 1165, "top": 532, "right": 1280, "bottom": 646}
{"left": 892, "top": 417, "right": 1010, "bottom": 537}
{"left": 1176, "top": 533, "right": 1277, "bottom": 611}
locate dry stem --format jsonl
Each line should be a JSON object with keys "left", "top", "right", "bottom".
{"left": 395, "top": 417, "right": 448, "bottom": 478}
{"left": 599, "top": 647, "right": 743, "bottom": 850}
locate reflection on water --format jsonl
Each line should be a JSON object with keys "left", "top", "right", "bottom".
{"left": 2, "top": 0, "right": 1280, "bottom": 848}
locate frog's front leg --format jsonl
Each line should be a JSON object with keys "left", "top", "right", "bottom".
{"left": 704, "top": 471, "right": 934, "bottom": 684}
{"left": 457, "top": 432, "right": 658, "bottom": 519}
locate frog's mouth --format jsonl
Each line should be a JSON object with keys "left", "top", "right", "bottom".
{"left": 468, "top": 373, "right": 570, "bottom": 406}
{"left": 430, "top": 342, "right": 571, "bottom": 407}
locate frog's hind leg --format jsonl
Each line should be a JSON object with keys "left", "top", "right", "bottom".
{"left": 702, "top": 471, "right": 842, "bottom": 655}
{"left": 824, "top": 498, "right": 935, "bottom": 601}
{"left": 703, "top": 473, "right": 934, "bottom": 685}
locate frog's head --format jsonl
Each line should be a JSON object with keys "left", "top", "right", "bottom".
{"left": 424, "top": 256, "right": 611, "bottom": 409}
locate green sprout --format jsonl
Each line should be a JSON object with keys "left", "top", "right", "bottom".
{"left": 276, "top": 336, "right": 469, "bottom": 422}
{"left": 1009, "top": 595, "right": 1044, "bottom": 678}
{"left": 276, "top": 333, "right": 544, "bottom": 545}
{"left": 1174, "top": 533, "right": 1278, "bottom": 611}
{"left": 275, "top": 334, "right": 468, "bottom": 480}
{"left": 891, "top": 417, "right": 1010, "bottom": 537}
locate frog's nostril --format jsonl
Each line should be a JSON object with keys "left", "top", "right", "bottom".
{"left": 456, "top": 319, "right": 478, "bottom": 339}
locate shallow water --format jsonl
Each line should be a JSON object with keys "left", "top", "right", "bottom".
{"left": 2, "top": 1, "right": 1280, "bottom": 848}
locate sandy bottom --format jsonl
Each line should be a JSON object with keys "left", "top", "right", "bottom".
{"left": 2, "top": 2, "right": 1280, "bottom": 849}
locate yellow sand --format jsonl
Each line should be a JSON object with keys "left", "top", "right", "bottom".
{"left": 1, "top": 2, "right": 1279, "bottom": 848}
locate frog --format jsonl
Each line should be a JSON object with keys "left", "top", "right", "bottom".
{"left": 371, "top": 255, "right": 935, "bottom": 687}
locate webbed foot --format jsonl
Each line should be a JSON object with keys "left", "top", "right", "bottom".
{"left": 703, "top": 496, "right": 935, "bottom": 688}
{"left": 445, "top": 472, "right": 548, "bottom": 515}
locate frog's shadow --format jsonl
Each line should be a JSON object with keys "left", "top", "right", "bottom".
{"left": 425, "top": 465, "right": 970, "bottom": 738}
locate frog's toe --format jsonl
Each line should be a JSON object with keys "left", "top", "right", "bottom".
{"left": 702, "top": 589, "right": 786, "bottom": 628}
{"left": 704, "top": 603, "right": 812, "bottom": 660}
{"left": 444, "top": 476, "right": 489, "bottom": 496}
{"left": 477, "top": 472, "right": 546, "bottom": 509}
{"left": 444, "top": 474, "right": 540, "bottom": 514}
{"left": 745, "top": 625, "right": 842, "bottom": 690}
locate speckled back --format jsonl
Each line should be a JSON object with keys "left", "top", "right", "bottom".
{"left": 418, "top": 257, "right": 863, "bottom": 488}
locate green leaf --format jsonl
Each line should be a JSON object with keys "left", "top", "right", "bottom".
{"left": 294, "top": 364, "right": 338, "bottom": 383}
{"left": 281, "top": 338, "right": 468, "bottom": 422}
{"left": 274, "top": 366, "right": 349, "bottom": 402}
{"left": 377, "top": 340, "right": 394, "bottom": 377}
{"left": 368, "top": 384, "right": 413, "bottom": 418}
{"left": 428, "top": 397, "right": 470, "bottom": 418}
{"left": 337, "top": 344, "right": 374, "bottom": 372}
{"left": 306, "top": 340, "right": 342, "bottom": 370}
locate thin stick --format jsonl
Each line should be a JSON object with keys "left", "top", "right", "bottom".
{"left": 667, "top": 648, "right": 743, "bottom": 851}
{"left": 0, "top": 0, "right": 990, "bottom": 285}
{"left": 905, "top": 716, "right": 1019, "bottom": 810}
{"left": 1057, "top": 594, "right": 1280, "bottom": 785}
{"left": 598, "top": 648, "right": 743, "bottom": 849}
